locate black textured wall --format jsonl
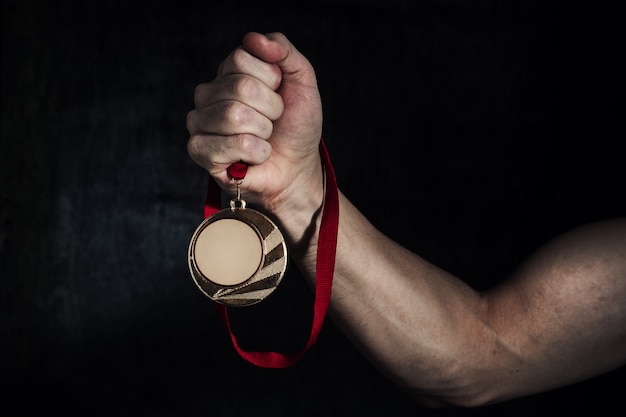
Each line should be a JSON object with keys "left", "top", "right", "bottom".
{"left": 2, "top": 0, "right": 624, "bottom": 415}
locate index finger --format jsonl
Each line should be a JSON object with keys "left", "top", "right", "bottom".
{"left": 217, "top": 47, "right": 282, "bottom": 91}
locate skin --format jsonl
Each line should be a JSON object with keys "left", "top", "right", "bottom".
{"left": 186, "top": 32, "right": 626, "bottom": 407}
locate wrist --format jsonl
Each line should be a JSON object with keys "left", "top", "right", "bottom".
{"left": 272, "top": 156, "right": 325, "bottom": 260}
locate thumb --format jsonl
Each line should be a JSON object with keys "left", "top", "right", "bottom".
{"left": 242, "top": 32, "right": 317, "bottom": 87}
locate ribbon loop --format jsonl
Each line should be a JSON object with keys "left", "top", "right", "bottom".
{"left": 227, "top": 162, "right": 248, "bottom": 181}
{"left": 203, "top": 139, "right": 338, "bottom": 368}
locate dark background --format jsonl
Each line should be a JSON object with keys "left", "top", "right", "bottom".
{"left": 2, "top": 0, "right": 625, "bottom": 415}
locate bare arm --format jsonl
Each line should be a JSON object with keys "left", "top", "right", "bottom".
{"left": 186, "top": 32, "right": 626, "bottom": 407}
{"left": 299, "top": 195, "right": 626, "bottom": 407}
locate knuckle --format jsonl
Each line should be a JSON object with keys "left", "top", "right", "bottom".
{"left": 267, "top": 92, "right": 284, "bottom": 120}
{"left": 185, "top": 109, "right": 198, "bottom": 133}
{"left": 221, "top": 101, "right": 248, "bottom": 127}
{"left": 193, "top": 83, "right": 206, "bottom": 99}
{"left": 186, "top": 134, "right": 204, "bottom": 158}
{"left": 230, "top": 47, "right": 251, "bottom": 71}
{"left": 193, "top": 83, "right": 209, "bottom": 107}
{"left": 236, "top": 134, "right": 257, "bottom": 154}
{"left": 232, "top": 76, "right": 258, "bottom": 100}
{"left": 267, "top": 69, "right": 282, "bottom": 90}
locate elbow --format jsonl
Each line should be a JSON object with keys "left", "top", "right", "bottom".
{"left": 395, "top": 366, "right": 509, "bottom": 408}
{"left": 410, "top": 389, "right": 501, "bottom": 409}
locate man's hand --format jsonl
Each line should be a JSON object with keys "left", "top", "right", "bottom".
{"left": 186, "top": 32, "right": 323, "bottom": 215}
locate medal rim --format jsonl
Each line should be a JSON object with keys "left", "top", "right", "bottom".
{"left": 188, "top": 206, "right": 288, "bottom": 307}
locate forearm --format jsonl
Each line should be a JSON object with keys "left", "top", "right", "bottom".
{"left": 343, "top": 195, "right": 626, "bottom": 405}
{"left": 325, "top": 195, "right": 512, "bottom": 406}
{"left": 277, "top": 189, "right": 509, "bottom": 406}
{"left": 276, "top": 183, "right": 626, "bottom": 407}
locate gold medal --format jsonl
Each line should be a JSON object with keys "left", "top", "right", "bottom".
{"left": 190, "top": 141, "right": 337, "bottom": 368}
{"left": 188, "top": 168, "right": 287, "bottom": 307}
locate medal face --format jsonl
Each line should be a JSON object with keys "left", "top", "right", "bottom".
{"left": 188, "top": 206, "right": 288, "bottom": 307}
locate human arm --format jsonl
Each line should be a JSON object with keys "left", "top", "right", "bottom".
{"left": 186, "top": 32, "right": 626, "bottom": 407}
{"left": 327, "top": 204, "right": 626, "bottom": 406}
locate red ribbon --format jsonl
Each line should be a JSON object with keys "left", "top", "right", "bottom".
{"left": 226, "top": 162, "right": 248, "bottom": 181}
{"left": 203, "top": 140, "right": 338, "bottom": 368}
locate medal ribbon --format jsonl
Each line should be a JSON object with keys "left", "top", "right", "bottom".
{"left": 203, "top": 139, "right": 338, "bottom": 368}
